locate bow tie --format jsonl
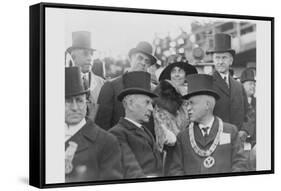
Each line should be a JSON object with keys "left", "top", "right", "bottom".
{"left": 201, "top": 126, "right": 210, "bottom": 137}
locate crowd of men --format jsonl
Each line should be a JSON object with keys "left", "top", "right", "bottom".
{"left": 64, "top": 31, "right": 256, "bottom": 182}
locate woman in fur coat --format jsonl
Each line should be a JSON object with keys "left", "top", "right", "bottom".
{"left": 153, "top": 61, "right": 198, "bottom": 151}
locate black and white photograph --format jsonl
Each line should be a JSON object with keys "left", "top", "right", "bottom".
{"left": 29, "top": 2, "right": 273, "bottom": 188}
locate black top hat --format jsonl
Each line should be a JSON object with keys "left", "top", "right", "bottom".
{"left": 182, "top": 74, "right": 220, "bottom": 100}
{"left": 158, "top": 61, "right": 198, "bottom": 82}
{"left": 117, "top": 71, "right": 158, "bottom": 101}
{"left": 66, "top": 31, "right": 95, "bottom": 53}
{"left": 65, "top": 67, "right": 89, "bottom": 98}
{"left": 128, "top": 41, "right": 157, "bottom": 65}
{"left": 206, "top": 33, "right": 235, "bottom": 56}
{"left": 240, "top": 68, "right": 256, "bottom": 83}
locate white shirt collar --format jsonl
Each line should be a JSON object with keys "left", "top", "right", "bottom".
{"left": 198, "top": 116, "right": 215, "bottom": 136}
{"left": 124, "top": 117, "right": 143, "bottom": 129}
{"left": 219, "top": 72, "right": 229, "bottom": 80}
{"left": 65, "top": 118, "right": 86, "bottom": 142}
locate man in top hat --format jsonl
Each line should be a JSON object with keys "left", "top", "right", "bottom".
{"left": 239, "top": 68, "right": 256, "bottom": 146}
{"left": 67, "top": 31, "right": 105, "bottom": 121}
{"left": 206, "top": 33, "right": 248, "bottom": 132}
{"left": 64, "top": 67, "right": 123, "bottom": 182}
{"left": 109, "top": 71, "right": 163, "bottom": 178}
{"left": 166, "top": 74, "right": 248, "bottom": 175}
{"left": 95, "top": 41, "right": 157, "bottom": 132}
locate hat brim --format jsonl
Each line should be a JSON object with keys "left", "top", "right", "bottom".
{"left": 241, "top": 79, "right": 256, "bottom": 83}
{"left": 182, "top": 90, "right": 220, "bottom": 100}
{"left": 206, "top": 49, "right": 235, "bottom": 56}
{"left": 129, "top": 48, "right": 157, "bottom": 65}
{"left": 118, "top": 88, "right": 158, "bottom": 101}
{"left": 158, "top": 62, "right": 198, "bottom": 82}
{"left": 65, "top": 89, "right": 90, "bottom": 98}
{"left": 66, "top": 46, "right": 96, "bottom": 53}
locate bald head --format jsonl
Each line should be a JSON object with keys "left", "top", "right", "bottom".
{"left": 186, "top": 94, "right": 216, "bottom": 123}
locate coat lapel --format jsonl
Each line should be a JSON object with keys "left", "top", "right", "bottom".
{"left": 205, "top": 117, "right": 219, "bottom": 146}
{"left": 119, "top": 118, "right": 154, "bottom": 148}
{"left": 193, "top": 123, "right": 206, "bottom": 148}
{"left": 229, "top": 76, "right": 239, "bottom": 98}
{"left": 65, "top": 121, "right": 98, "bottom": 154}
{"left": 213, "top": 71, "right": 230, "bottom": 96}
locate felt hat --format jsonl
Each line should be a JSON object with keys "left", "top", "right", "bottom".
{"left": 128, "top": 41, "right": 157, "bottom": 65}
{"left": 117, "top": 71, "right": 158, "bottom": 101}
{"left": 65, "top": 67, "right": 89, "bottom": 98}
{"left": 182, "top": 74, "right": 220, "bottom": 100}
{"left": 66, "top": 31, "right": 95, "bottom": 53}
{"left": 206, "top": 33, "right": 235, "bottom": 56}
{"left": 240, "top": 68, "right": 256, "bottom": 83}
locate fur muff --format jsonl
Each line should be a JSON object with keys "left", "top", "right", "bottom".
{"left": 153, "top": 80, "right": 183, "bottom": 115}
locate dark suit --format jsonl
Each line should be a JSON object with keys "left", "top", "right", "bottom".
{"left": 96, "top": 76, "right": 124, "bottom": 131}
{"left": 242, "top": 96, "right": 256, "bottom": 146}
{"left": 166, "top": 117, "right": 249, "bottom": 176}
{"left": 65, "top": 120, "right": 123, "bottom": 182}
{"left": 213, "top": 71, "right": 248, "bottom": 130}
{"left": 95, "top": 74, "right": 155, "bottom": 136}
{"left": 109, "top": 118, "right": 163, "bottom": 178}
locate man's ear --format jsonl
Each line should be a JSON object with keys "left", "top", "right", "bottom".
{"left": 229, "top": 54, "right": 234, "bottom": 66}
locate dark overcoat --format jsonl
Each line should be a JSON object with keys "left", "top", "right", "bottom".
{"left": 166, "top": 117, "right": 249, "bottom": 176}
{"left": 65, "top": 120, "right": 123, "bottom": 182}
{"left": 95, "top": 76, "right": 124, "bottom": 131}
{"left": 109, "top": 118, "right": 163, "bottom": 178}
{"left": 213, "top": 71, "right": 248, "bottom": 130}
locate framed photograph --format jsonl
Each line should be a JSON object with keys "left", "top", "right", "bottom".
{"left": 29, "top": 2, "right": 274, "bottom": 188}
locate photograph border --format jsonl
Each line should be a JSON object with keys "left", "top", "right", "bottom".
{"left": 29, "top": 2, "right": 275, "bottom": 188}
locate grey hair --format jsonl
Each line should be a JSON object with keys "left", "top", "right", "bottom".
{"left": 122, "top": 94, "right": 136, "bottom": 109}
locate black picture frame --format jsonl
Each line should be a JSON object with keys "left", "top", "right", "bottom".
{"left": 29, "top": 2, "right": 274, "bottom": 188}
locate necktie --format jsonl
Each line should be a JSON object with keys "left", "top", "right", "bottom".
{"left": 223, "top": 76, "right": 229, "bottom": 88}
{"left": 82, "top": 75, "right": 89, "bottom": 90}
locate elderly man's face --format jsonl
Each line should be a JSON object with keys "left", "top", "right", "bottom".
{"left": 130, "top": 52, "right": 152, "bottom": 72}
{"left": 128, "top": 94, "right": 154, "bottom": 123}
{"left": 186, "top": 95, "right": 209, "bottom": 123}
{"left": 213, "top": 52, "right": 233, "bottom": 74}
{"left": 170, "top": 66, "right": 186, "bottom": 86}
{"left": 65, "top": 94, "right": 87, "bottom": 125}
{"left": 72, "top": 49, "right": 94, "bottom": 73}
{"left": 243, "top": 81, "right": 256, "bottom": 97}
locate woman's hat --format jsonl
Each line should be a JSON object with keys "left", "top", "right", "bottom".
{"left": 65, "top": 67, "right": 89, "bottom": 98}
{"left": 128, "top": 41, "right": 157, "bottom": 65}
{"left": 117, "top": 71, "right": 158, "bottom": 101}
{"left": 158, "top": 61, "right": 198, "bottom": 82}
{"left": 182, "top": 74, "right": 220, "bottom": 100}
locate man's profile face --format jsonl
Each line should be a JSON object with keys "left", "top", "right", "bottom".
{"left": 186, "top": 95, "right": 208, "bottom": 123}
{"left": 213, "top": 52, "right": 233, "bottom": 74}
{"left": 72, "top": 49, "right": 94, "bottom": 73}
{"left": 65, "top": 94, "right": 87, "bottom": 125}
{"left": 243, "top": 81, "right": 256, "bottom": 97}
{"left": 130, "top": 52, "right": 152, "bottom": 72}
{"left": 129, "top": 94, "right": 153, "bottom": 123}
